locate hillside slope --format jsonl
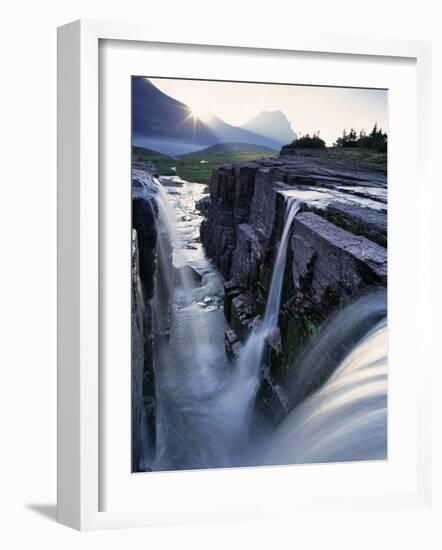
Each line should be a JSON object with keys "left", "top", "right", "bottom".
{"left": 132, "top": 144, "right": 277, "bottom": 184}
{"left": 181, "top": 142, "right": 277, "bottom": 157}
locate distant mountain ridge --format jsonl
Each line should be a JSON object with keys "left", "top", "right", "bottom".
{"left": 240, "top": 110, "right": 297, "bottom": 145}
{"left": 132, "top": 78, "right": 286, "bottom": 155}
{"left": 205, "top": 114, "right": 281, "bottom": 151}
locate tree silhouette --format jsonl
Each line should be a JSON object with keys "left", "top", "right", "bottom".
{"left": 335, "top": 123, "right": 387, "bottom": 152}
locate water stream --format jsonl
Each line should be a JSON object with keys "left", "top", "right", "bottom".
{"left": 150, "top": 176, "right": 235, "bottom": 471}
{"left": 264, "top": 316, "right": 387, "bottom": 464}
{"left": 220, "top": 197, "right": 301, "bottom": 443}
{"left": 138, "top": 172, "right": 387, "bottom": 471}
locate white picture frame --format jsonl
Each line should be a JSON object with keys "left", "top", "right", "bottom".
{"left": 57, "top": 19, "right": 433, "bottom": 531}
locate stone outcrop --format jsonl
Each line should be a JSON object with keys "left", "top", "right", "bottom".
{"left": 200, "top": 163, "right": 260, "bottom": 279}
{"left": 313, "top": 201, "right": 387, "bottom": 247}
{"left": 278, "top": 148, "right": 387, "bottom": 188}
{"left": 131, "top": 169, "right": 159, "bottom": 472}
{"left": 275, "top": 211, "right": 386, "bottom": 378}
{"left": 225, "top": 327, "right": 242, "bottom": 361}
{"left": 132, "top": 190, "right": 158, "bottom": 300}
{"left": 200, "top": 152, "right": 388, "bottom": 421}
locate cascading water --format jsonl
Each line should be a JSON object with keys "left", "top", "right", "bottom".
{"left": 136, "top": 171, "right": 387, "bottom": 472}
{"left": 263, "top": 301, "right": 387, "bottom": 464}
{"left": 262, "top": 198, "right": 301, "bottom": 329}
{"left": 226, "top": 197, "right": 301, "bottom": 433}
{"left": 148, "top": 175, "right": 236, "bottom": 471}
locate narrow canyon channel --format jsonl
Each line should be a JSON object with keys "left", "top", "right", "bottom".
{"left": 131, "top": 155, "right": 388, "bottom": 473}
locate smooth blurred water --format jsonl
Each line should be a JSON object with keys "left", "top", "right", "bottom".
{"left": 264, "top": 316, "right": 387, "bottom": 464}
{"left": 137, "top": 172, "right": 387, "bottom": 471}
{"left": 150, "top": 175, "right": 237, "bottom": 470}
{"left": 222, "top": 198, "right": 301, "bottom": 440}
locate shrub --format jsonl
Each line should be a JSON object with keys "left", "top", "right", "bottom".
{"left": 281, "top": 132, "right": 326, "bottom": 151}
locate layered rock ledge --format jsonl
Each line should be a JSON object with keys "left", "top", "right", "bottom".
{"left": 200, "top": 153, "right": 387, "bottom": 421}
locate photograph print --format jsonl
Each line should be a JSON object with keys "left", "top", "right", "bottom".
{"left": 131, "top": 76, "right": 388, "bottom": 473}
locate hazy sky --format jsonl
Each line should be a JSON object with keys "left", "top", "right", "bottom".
{"left": 150, "top": 77, "right": 388, "bottom": 146}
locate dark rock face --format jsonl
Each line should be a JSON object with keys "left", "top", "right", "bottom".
{"left": 131, "top": 170, "right": 160, "bottom": 472}
{"left": 314, "top": 202, "right": 387, "bottom": 247}
{"left": 200, "top": 162, "right": 261, "bottom": 280}
{"left": 200, "top": 153, "right": 387, "bottom": 421}
{"left": 233, "top": 163, "right": 260, "bottom": 224}
{"left": 231, "top": 223, "right": 263, "bottom": 289}
{"left": 274, "top": 211, "right": 387, "bottom": 380}
{"left": 225, "top": 328, "right": 242, "bottom": 361}
{"left": 132, "top": 230, "right": 156, "bottom": 471}
{"left": 200, "top": 165, "right": 237, "bottom": 279}
{"left": 132, "top": 197, "right": 158, "bottom": 300}
{"left": 249, "top": 168, "right": 282, "bottom": 242}
{"left": 229, "top": 291, "right": 261, "bottom": 340}
{"left": 291, "top": 212, "right": 387, "bottom": 299}
{"left": 131, "top": 232, "right": 145, "bottom": 471}
{"left": 195, "top": 195, "right": 210, "bottom": 214}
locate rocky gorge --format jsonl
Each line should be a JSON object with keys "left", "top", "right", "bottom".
{"left": 131, "top": 173, "right": 160, "bottom": 471}
{"left": 200, "top": 150, "right": 387, "bottom": 421}
{"left": 132, "top": 148, "right": 388, "bottom": 471}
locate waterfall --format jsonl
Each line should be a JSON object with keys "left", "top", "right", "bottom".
{"left": 134, "top": 171, "right": 387, "bottom": 472}
{"left": 263, "top": 289, "right": 387, "bottom": 464}
{"left": 227, "top": 198, "right": 301, "bottom": 432}
{"left": 149, "top": 176, "right": 234, "bottom": 471}
{"left": 263, "top": 198, "right": 301, "bottom": 329}
{"left": 135, "top": 172, "right": 197, "bottom": 336}
{"left": 286, "top": 288, "right": 388, "bottom": 409}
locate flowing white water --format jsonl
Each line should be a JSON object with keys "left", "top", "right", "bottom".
{"left": 264, "top": 198, "right": 301, "bottom": 328}
{"left": 226, "top": 198, "right": 301, "bottom": 432}
{"left": 264, "top": 315, "right": 387, "bottom": 464}
{"left": 148, "top": 175, "right": 235, "bottom": 471}
{"left": 136, "top": 171, "right": 387, "bottom": 471}
{"left": 286, "top": 288, "right": 388, "bottom": 409}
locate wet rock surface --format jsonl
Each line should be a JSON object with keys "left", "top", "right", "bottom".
{"left": 225, "top": 328, "right": 243, "bottom": 361}
{"left": 131, "top": 169, "right": 160, "bottom": 471}
{"left": 200, "top": 152, "right": 387, "bottom": 421}
{"left": 200, "top": 165, "right": 236, "bottom": 279}
{"left": 291, "top": 212, "right": 387, "bottom": 295}
{"left": 312, "top": 201, "right": 387, "bottom": 247}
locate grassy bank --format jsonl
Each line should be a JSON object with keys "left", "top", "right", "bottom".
{"left": 133, "top": 143, "right": 387, "bottom": 186}
{"left": 132, "top": 144, "right": 278, "bottom": 185}
{"left": 132, "top": 146, "right": 178, "bottom": 176}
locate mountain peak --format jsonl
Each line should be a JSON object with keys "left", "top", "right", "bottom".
{"left": 132, "top": 77, "right": 283, "bottom": 155}
{"left": 240, "top": 110, "right": 297, "bottom": 145}
{"left": 257, "top": 109, "right": 287, "bottom": 118}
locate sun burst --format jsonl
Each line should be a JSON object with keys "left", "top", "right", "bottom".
{"left": 189, "top": 106, "right": 212, "bottom": 122}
